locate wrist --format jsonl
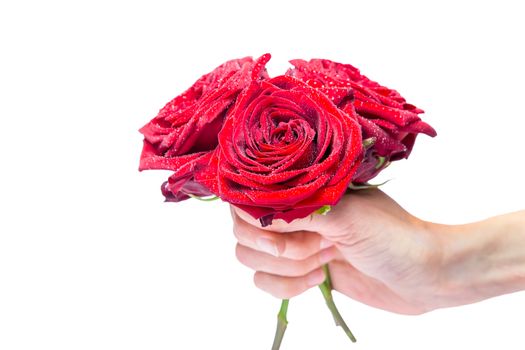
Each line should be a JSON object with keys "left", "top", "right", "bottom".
{"left": 432, "top": 222, "right": 489, "bottom": 308}
{"left": 431, "top": 214, "right": 525, "bottom": 309}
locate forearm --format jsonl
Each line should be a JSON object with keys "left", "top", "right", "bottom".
{"left": 432, "top": 211, "right": 525, "bottom": 308}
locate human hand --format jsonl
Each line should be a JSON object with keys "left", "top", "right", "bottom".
{"left": 231, "top": 189, "right": 444, "bottom": 315}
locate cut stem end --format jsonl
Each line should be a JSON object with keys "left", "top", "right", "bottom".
{"left": 272, "top": 299, "right": 289, "bottom": 350}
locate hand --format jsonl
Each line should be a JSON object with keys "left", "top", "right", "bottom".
{"left": 231, "top": 189, "right": 443, "bottom": 315}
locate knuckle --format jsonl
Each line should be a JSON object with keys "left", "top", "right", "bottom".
{"left": 275, "top": 283, "right": 298, "bottom": 299}
{"left": 232, "top": 224, "right": 241, "bottom": 239}
{"left": 292, "top": 245, "right": 313, "bottom": 261}
{"left": 284, "top": 252, "right": 319, "bottom": 277}
{"left": 253, "top": 272, "right": 294, "bottom": 299}
{"left": 285, "top": 232, "right": 318, "bottom": 260}
{"left": 288, "top": 260, "right": 310, "bottom": 277}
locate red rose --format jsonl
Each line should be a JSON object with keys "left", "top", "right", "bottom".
{"left": 139, "top": 55, "right": 270, "bottom": 201}
{"left": 196, "top": 71, "right": 363, "bottom": 225}
{"left": 286, "top": 59, "right": 436, "bottom": 183}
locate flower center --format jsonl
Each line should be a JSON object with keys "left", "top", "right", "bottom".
{"left": 271, "top": 122, "right": 298, "bottom": 145}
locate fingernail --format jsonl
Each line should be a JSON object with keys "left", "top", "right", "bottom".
{"left": 319, "top": 248, "right": 334, "bottom": 264}
{"left": 307, "top": 269, "right": 326, "bottom": 287}
{"left": 256, "top": 237, "right": 279, "bottom": 257}
{"left": 320, "top": 238, "right": 333, "bottom": 249}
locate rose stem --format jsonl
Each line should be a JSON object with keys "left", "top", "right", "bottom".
{"left": 271, "top": 299, "right": 289, "bottom": 350}
{"left": 318, "top": 264, "right": 357, "bottom": 343}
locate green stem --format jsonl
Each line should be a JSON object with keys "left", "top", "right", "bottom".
{"left": 318, "top": 265, "right": 357, "bottom": 343}
{"left": 271, "top": 299, "right": 289, "bottom": 350}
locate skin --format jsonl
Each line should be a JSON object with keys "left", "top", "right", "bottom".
{"left": 231, "top": 189, "right": 525, "bottom": 315}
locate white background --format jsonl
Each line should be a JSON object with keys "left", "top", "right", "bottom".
{"left": 1, "top": 0, "right": 524, "bottom": 349}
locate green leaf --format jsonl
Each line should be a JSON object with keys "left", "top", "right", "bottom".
{"left": 362, "top": 137, "right": 376, "bottom": 150}
{"left": 348, "top": 180, "right": 390, "bottom": 190}
{"left": 188, "top": 194, "right": 220, "bottom": 202}
{"left": 315, "top": 205, "right": 331, "bottom": 215}
{"left": 375, "top": 156, "right": 386, "bottom": 169}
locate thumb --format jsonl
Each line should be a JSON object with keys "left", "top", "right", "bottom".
{"left": 231, "top": 205, "right": 335, "bottom": 234}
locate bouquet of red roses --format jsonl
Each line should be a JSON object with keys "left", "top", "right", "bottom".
{"left": 139, "top": 53, "right": 435, "bottom": 349}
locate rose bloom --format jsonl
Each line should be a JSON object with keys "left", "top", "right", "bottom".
{"left": 196, "top": 72, "right": 363, "bottom": 226}
{"left": 139, "top": 55, "right": 270, "bottom": 201}
{"left": 286, "top": 59, "right": 436, "bottom": 183}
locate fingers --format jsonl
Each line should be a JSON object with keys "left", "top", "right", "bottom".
{"left": 253, "top": 268, "right": 326, "bottom": 299}
{"left": 230, "top": 204, "right": 341, "bottom": 300}
{"left": 232, "top": 209, "right": 333, "bottom": 260}
{"left": 235, "top": 243, "right": 338, "bottom": 277}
